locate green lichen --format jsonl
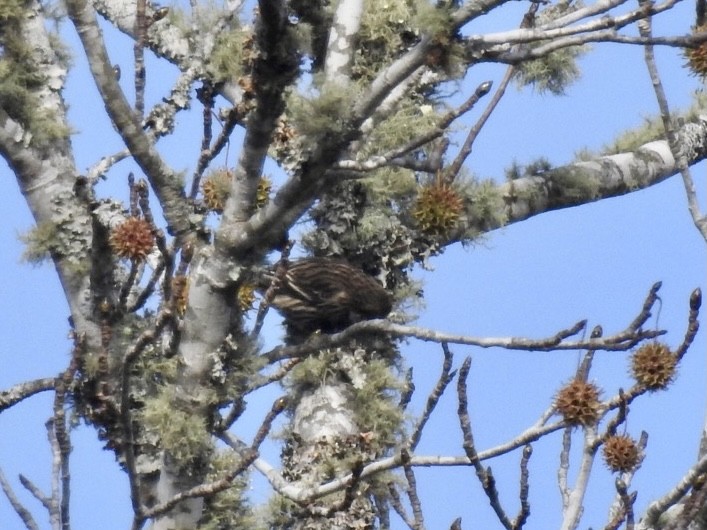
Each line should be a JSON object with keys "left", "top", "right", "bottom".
{"left": 513, "top": 3, "right": 588, "bottom": 95}
{"left": 19, "top": 221, "right": 60, "bottom": 264}
{"left": 288, "top": 80, "right": 360, "bottom": 139}
{"left": 603, "top": 115, "right": 666, "bottom": 154}
{"left": 353, "top": 0, "right": 420, "bottom": 81}
{"left": 207, "top": 27, "right": 250, "bottom": 84}
{"left": 552, "top": 167, "right": 601, "bottom": 201}
{"left": 0, "top": 0, "right": 25, "bottom": 21}
{"left": 361, "top": 95, "right": 442, "bottom": 156}
{"left": 287, "top": 347, "right": 405, "bottom": 449}
{"left": 461, "top": 178, "right": 507, "bottom": 236}
{"left": 361, "top": 167, "right": 418, "bottom": 199}
{"left": 0, "top": 2, "right": 71, "bottom": 145}
{"left": 141, "top": 387, "right": 215, "bottom": 472}
{"left": 513, "top": 45, "right": 585, "bottom": 95}
{"left": 196, "top": 451, "right": 258, "bottom": 530}
{"left": 505, "top": 158, "right": 552, "bottom": 181}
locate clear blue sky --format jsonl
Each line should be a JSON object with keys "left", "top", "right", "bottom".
{"left": 1, "top": 3, "right": 705, "bottom": 529}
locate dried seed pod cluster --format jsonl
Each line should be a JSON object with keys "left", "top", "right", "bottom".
{"left": 685, "top": 26, "right": 707, "bottom": 77}
{"left": 237, "top": 283, "right": 256, "bottom": 311}
{"left": 202, "top": 169, "right": 232, "bottom": 213}
{"left": 412, "top": 180, "right": 463, "bottom": 236}
{"left": 630, "top": 341, "right": 676, "bottom": 390}
{"left": 603, "top": 434, "right": 640, "bottom": 473}
{"left": 554, "top": 380, "right": 602, "bottom": 426}
{"left": 172, "top": 275, "right": 189, "bottom": 316}
{"left": 110, "top": 217, "right": 154, "bottom": 262}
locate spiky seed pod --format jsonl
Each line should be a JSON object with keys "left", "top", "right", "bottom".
{"left": 630, "top": 341, "right": 676, "bottom": 390}
{"left": 265, "top": 257, "right": 393, "bottom": 338}
{"left": 685, "top": 26, "right": 707, "bottom": 77}
{"left": 110, "top": 217, "right": 154, "bottom": 261}
{"left": 555, "top": 380, "right": 602, "bottom": 426}
{"left": 172, "top": 275, "right": 188, "bottom": 316}
{"left": 412, "top": 180, "right": 463, "bottom": 236}
{"left": 237, "top": 283, "right": 256, "bottom": 311}
{"left": 256, "top": 176, "right": 272, "bottom": 209}
{"left": 202, "top": 169, "right": 232, "bottom": 213}
{"left": 603, "top": 435, "right": 640, "bottom": 473}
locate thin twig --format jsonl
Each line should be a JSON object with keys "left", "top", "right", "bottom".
{"left": 388, "top": 482, "right": 416, "bottom": 530}
{"left": 401, "top": 448, "right": 425, "bottom": 529}
{"left": 457, "top": 357, "right": 514, "bottom": 529}
{"left": 638, "top": 3, "right": 707, "bottom": 239}
{"left": 325, "top": 461, "right": 365, "bottom": 517}
{"left": 0, "top": 467, "right": 40, "bottom": 530}
{"left": 53, "top": 359, "right": 78, "bottom": 530}
{"left": 245, "top": 358, "right": 303, "bottom": 395}
{"left": 251, "top": 242, "right": 292, "bottom": 340}
{"left": 119, "top": 260, "right": 141, "bottom": 311}
{"left": 616, "top": 479, "right": 637, "bottom": 530}
{"left": 447, "top": 1, "right": 543, "bottom": 182}
{"left": 514, "top": 445, "right": 532, "bottom": 529}
{"left": 335, "top": 80, "right": 493, "bottom": 174}
{"left": 134, "top": 0, "right": 146, "bottom": 116}
{"left": 601, "top": 389, "right": 629, "bottom": 441}
{"left": 190, "top": 107, "right": 241, "bottom": 199}
{"left": 577, "top": 325, "right": 603, "bottom": 382}
{"left": 46, "top": 419, "right": 62, "bottom": 530}
{"left": 398, "top": 367, "right": 415, "bottom": 411}
{"left": 264, "top": 315, "right": 665, "bottom": 363}
{"left": 675, "top": 287, "right": 701, "bottom": 363}
{"left": 410, "top": 343, "right": 455, "bottom": 450}
{"left": 445, "top": 65, "right": 514, "bottom": 182}
{"left": 643, "top": 451, "right": 707, "bottom": 525}
{"left": 189, "top": 83, "right": 216, "bottom": 198}
{"left": 126, "top": 259, "right": 165, "bottom": 313}
{"left": 558, "top": 427, "right": 571, "bottom": 508}
{"left": 560, "top": 426, "right": 600, "bottom": 530}
{"left": 18, "top": 474, "right": 51, "bottom": 512}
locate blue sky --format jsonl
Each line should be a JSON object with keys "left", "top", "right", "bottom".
{"left": 1, "top": 2, "right": 706, "bottom": 529}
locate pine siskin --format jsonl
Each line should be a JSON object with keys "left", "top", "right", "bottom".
{"left": 265, "top": 258, "right": 392, "bottom": 337}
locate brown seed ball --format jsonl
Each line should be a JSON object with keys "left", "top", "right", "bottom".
{"left": 554, "top": 380, "right": 602, "bottom": 426}
{"left": 685, "top": 26, "right": 707, "bottom": 78}
{"left": 110, "top": 217, "right": 154, "bottom": 262}
{"left": 412, "top": 180, "right": 463, "bottom": 236}
{"left": 172, "top": 275, "right": 189, "bottom": 316}
{"left": 237, "top": 283, "right": 256, "bottom": 311}
{"left": 202, "top": 169, "right": 232, "bottom": 213}
{"left": 603, "top": 435, "right": 640, "bottom": 473}
{"left": 630, "top": 341, "right": 676, "bottom": 391}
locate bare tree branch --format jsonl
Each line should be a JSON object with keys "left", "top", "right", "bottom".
{"left": 638, "top": 3, "right": 707, "bottom": 241}
{"left": 410, "top": 343, "right": 455, "bottom": 451}
{"left": 457, "top": 357, "right": 514, "bottom": 529}
{"left": 65, "top": 0, "right": 193, "bottom": 240}
{"left": 0, "top": 378, "right": 55, "bottom": 413}
{"left": 0, "top": 467, "right": 40, "bottom": 530}
{"left": 640, "top": 453, "right": 707, "bottom": 528}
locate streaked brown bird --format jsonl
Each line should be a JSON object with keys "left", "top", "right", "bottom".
{"left": 265, "top": 257, "right": 393, "bottom": 337}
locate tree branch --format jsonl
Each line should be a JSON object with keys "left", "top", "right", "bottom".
{"left": 0, "top": 378, "right": 55, "bottom": 413}
{"left": 451, "top": 117, "right": 707, "bottom": 242}
{"left": 65, "top": 0, "right": 193, "bottom": 240}
{"left": 0, "top": 467, "right": 40, "bottom": 530}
